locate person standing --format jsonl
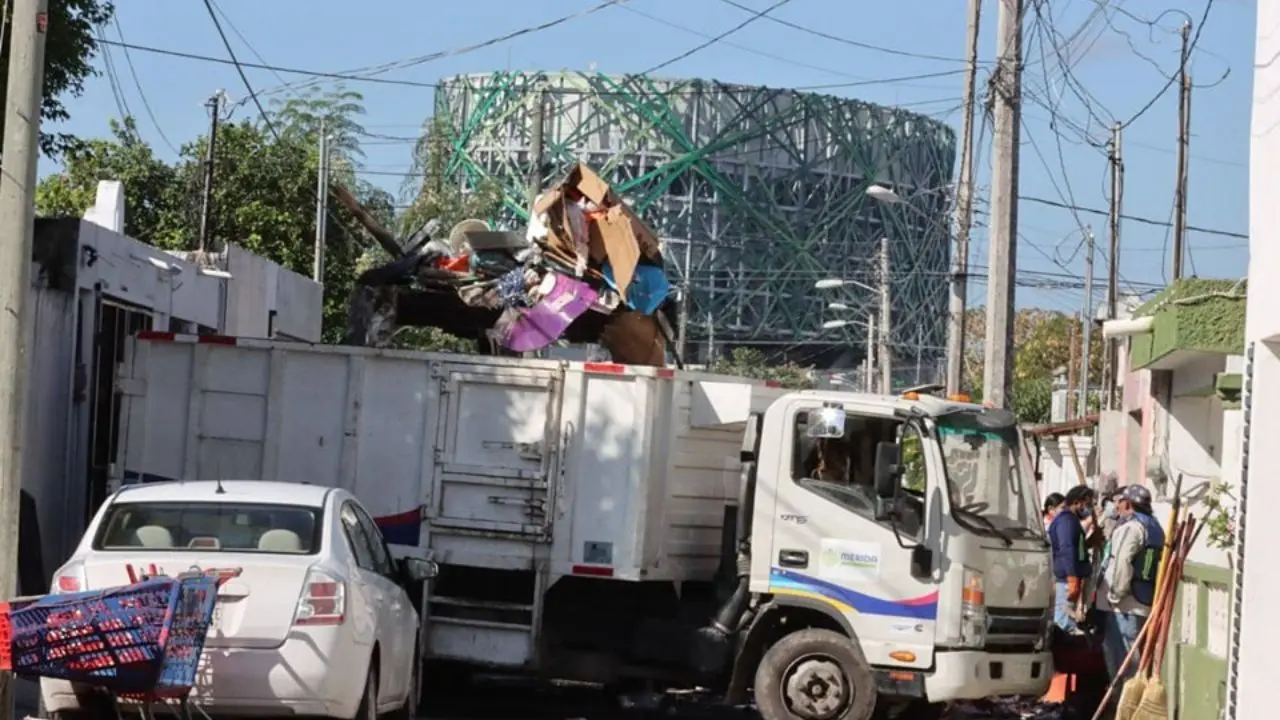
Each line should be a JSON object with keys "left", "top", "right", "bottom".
{"left": 1043, "top": 492, "right": 1065, "bottom": 529}
{"left": 1049, "top": 486, "right": 1094, "bottom": 632}
{"left": 1096, "top": 484, "right": 1165, "bottom": 683}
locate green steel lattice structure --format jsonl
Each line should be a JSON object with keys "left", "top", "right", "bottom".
{"left": 435, "top": 71, "right": 957, "bottom": 368}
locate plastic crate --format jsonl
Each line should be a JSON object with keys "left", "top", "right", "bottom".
{"left": 7, "top": 572, "right": 220, "bottom": 697}
{"left": 0, "top": 602, "right": 11, "bottom": 671}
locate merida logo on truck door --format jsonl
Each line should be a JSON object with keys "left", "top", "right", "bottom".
{"left": 818, "top": 540, "right": 881, "bottom": 581}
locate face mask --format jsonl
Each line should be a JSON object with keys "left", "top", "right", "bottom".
{"left": 1076, "top": 507, "right": 1091, "bottom": 518}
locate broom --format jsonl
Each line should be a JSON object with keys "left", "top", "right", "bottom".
{"left": 1101, "top": 517, "right": 1189, "bottom": 720}
{"left": 1133, "top": 516, "right": 1203, "bottom": 720}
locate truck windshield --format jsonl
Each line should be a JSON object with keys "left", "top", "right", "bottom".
{"left": 935, "top": 414, "right": 1042, "bottom": 539}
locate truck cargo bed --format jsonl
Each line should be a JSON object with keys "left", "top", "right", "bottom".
{"left": 114, "top": 332, "right": 782, "bottom": 583}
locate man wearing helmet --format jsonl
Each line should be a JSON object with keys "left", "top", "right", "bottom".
{"left": 1096, "top": 484, "right": 1166, "bottom": 684}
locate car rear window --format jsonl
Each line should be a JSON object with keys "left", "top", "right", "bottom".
{"left": 92, "top": 502, "right": 323, "bottom": 555}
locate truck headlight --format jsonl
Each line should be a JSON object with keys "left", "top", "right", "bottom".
{"left": 959, "top": 567, "right": 986, "bottom": 649}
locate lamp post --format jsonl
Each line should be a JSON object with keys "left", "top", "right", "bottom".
{"left": 822, "top": 312, "right": 877, "bottom": 393}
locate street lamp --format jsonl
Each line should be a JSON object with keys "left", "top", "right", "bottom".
{"left": 814, "top": 277, "right": 877, "bottom": 293}
{"left": 865, "top": 184, "right": 902, "bottom": 204}
{"left": 820, "top": 313, "right": 877, "bottom": 393}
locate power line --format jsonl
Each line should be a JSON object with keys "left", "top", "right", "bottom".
{"left": 1018, "top": 194, "right": 1246, "bottom": 240}
{"left": 715, "top": 0, "right": 986, "bottom": 65}
{"left": 643, "top": 0, "right": 792, "bottom": 75}
{"left": 110, "top": 16, "right": 178, "bottom": 154}
{"left": 95, "top": 38, "right": 969, "bottom": 97}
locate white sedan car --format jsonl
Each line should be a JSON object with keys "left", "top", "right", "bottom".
{"left": 41, "top": 480, "right": 436, "bottom": 720}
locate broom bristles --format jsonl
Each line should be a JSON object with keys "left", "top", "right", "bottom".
{"left": 1132, "top": 679, "right": 1169, "bottom": 720}
{"left": 1116, "top": 676, "right": 1147, "bottom": 720}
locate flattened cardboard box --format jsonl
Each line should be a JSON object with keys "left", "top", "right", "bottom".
{"left": 533, "top": 163, "right": 661, "bottom": 294}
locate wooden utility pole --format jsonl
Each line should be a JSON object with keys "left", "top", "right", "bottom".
{"left": 0, "top": 2, "right": 50, "bottom": 715}
{"left": 197, "top": 93, "right": 222, "bottom": 253}
{"left": 1172, "top": 21, "right": 1192, "bottom": 280}
{"left": 313, "top": 120, "right": 330, "bottom": 282}
{"left": 947, "top": 0, "right": 983, "bottom": 397}
{"left": 1105, "top": 123, "right": 1124, "bottom": 409}
{"left": 982, "top": 0, "right": 1024, "bottom": 410}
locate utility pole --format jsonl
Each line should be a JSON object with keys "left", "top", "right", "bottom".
{"left": 982, "top": 0, "right": 1025, "bottom": 410}
{"left": 1105, "top": 122, "right": 1124, "bottom": 409}
{"left": 0, "top": 0, "right": 49, "bottom": 715}
{"left": 1080, "top": 227, "right": 1095, "bottom": 419}
{"left": 915, "top": 325, "right": 924, "bottom": 384}
{"left": 865, "top": 313, "right": 877, "bottom": 393}
{"left": 947, "top": 0, "right": 983, "bottom": 397}
{"left": 1172, "top": 21, "right": 1192, "bottom": 280}
{"left": 879, "top": 236, "right": 892, "bottom": 394}
{"left": 197, "top": 93, "right": 222, "bottom": 253}
{"left": 1067, "top": 319, "right": 1078, "bottom": 420}
{"left": 313, "top": 120, "right": 330, "bottom": 283}
{"left": 527, "top": 88, "right": 547, "bottom": 210}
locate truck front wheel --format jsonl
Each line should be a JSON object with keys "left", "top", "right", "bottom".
{"left": 753, "top": 628, "right": 877, "bottom": 720}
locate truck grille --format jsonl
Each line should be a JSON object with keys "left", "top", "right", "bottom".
{"left": 985, "top": 606, "right": 1048, "bottom": 653}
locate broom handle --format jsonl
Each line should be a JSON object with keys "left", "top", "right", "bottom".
{"left": 1151, "top": 474, "right": 1185, "bottom": 606}
{"left": 1151, "top": 516, "right": 1200, "bottom": 675}
{"left": 1090, "top": 520, "right": 1189, "bottom": 720}
{"left": 1139, "top": 518, "right": 1189, "bottom": 676}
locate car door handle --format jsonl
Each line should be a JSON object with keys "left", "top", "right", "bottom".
{"left": 778, "top": 549, "right": 809, "bottom": 568}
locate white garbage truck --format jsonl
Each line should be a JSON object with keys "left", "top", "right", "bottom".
{"left": 104, "top": 331, "right": 1054, "bottom": 719}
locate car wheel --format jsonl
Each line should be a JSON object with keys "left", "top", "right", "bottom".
{"left": 753, "top": 628, "right": 878, "bottom": 720}
{"left": 357, "top": 664, "right": 379, "bottom": 720}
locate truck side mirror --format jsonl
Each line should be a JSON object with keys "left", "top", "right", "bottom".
{"left": 873, "top": 441, "right": 901, "bottom": 500}
{"left": 910, "top": 546, "right": 934, "bottom": 580}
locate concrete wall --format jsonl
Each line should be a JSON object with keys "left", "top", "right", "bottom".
{"left": 223, "top": 244, "right": 323, "bottom": 342}
{"left": 1231, "top": 2, "right": 1280, "bottom": 715}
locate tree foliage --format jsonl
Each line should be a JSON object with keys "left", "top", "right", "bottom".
{"left": 961, "top": 307, "right": 1103, "bottom": 424}
{"left": 709, "top": 347, "right": 813, "bottom": 389}
{"left": 0, "top": 0, "right": 115, "bottom": 156}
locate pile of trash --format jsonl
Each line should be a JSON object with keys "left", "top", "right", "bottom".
{"left": 346, "top": 163, "right": 673, "bottom": 363}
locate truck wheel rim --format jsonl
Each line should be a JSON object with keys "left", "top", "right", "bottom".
{"left": 782, "top": 654, "right": 850, "bottom": 720}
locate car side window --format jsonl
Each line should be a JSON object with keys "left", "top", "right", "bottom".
{"left": 339, "top": 502, "right": 378, "bottom": 571}
{"left": 353, "top": 505, "right": 395, "bottom": 577}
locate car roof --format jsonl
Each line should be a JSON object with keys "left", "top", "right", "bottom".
{"left": 111, "top": 481, "right": 334, "bottom": 507}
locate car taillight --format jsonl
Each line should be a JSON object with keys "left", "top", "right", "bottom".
{"left": 51, "top": 562, "right": 86, "bottom": 594}
{"left": 293, "top": 569, "right": 345, "bottom": 626}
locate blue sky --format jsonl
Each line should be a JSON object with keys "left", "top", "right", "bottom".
{"left": 50, "top": 0, "right": 1256, "bottom": 313}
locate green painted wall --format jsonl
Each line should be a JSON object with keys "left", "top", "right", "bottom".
{"left": 1165, "top": 561, "right": 1230, "bottom": 720}
{"left": 1130, "top": 278, "right": 1246, "bottom": 370}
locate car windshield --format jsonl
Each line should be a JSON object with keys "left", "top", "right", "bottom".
{"left": 93, "top": 501, "right": 323, "bottom": 555}
{"left": 934, "top": 414, "right": 1042, "bottom": 539}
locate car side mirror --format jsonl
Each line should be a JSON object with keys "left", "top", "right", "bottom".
{"left": 399, "top": 557, "right": 439, "bottom": 584}
{"left": 873, "top": 441, "right": 902, "bottom": 500}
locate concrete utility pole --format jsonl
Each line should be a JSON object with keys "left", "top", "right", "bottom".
{"left": 0, "top": 1, "right": 50, "bottom": 715}
{"left": 865, "top": 313, "right": 877, "bottom": 393}
{"left": 1080, "top": 227, "right": 1095, "bottom": 419}
{"left": 527, "top": 88, "right": 547, "bottom": 210}
{"left": 1172, "top": 21, "right": 1192, "bottom": 280}
{"left": 982, "top": 0, "right": 1025, "bottom": 410}
{"left": 947, "top": 0, "right": 983, "bottom": 397}
{"left": 878, "top": 236, "right": 892, "bottom": 394}
{"left": 313, "top": 120, "right": 330, "bottom": 283}
{"left": 1067, "top": 319, "right": 1078, "bottom": 419}
{"left": 1105, "top": 123, "right": 1124, "bottom": 409}
{"left": 197, "top": 93, "right": 222, "bottom": 253}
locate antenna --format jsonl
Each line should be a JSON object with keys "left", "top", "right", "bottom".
{"left": 215, "top": 478, "right": 226, "bottom": 494}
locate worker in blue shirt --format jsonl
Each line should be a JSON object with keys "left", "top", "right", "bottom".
{"left": 1048, "top": 485, "right": 1095, "bottom": 632}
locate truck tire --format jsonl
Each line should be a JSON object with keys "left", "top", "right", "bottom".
{"left": 753, "top": 628, "right": 877, "bottom": 720}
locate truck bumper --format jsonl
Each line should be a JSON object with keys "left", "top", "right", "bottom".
{"left": 924, "top": 650, "right": 1053, "bottom": 701}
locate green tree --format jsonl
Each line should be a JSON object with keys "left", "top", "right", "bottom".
{"left": 0, "top": 0, "right": 115, "bottom": 156}
{"left": 270, "top": 86, "right": 369, "bottom": 161}
{"left": 35, "top": 116, "right": 183, "bottom": 242}
{"left": 709, "top": 347, "right": 813, "bottom": 389}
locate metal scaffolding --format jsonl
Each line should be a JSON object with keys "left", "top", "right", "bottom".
{"left": 434, "top": 71, "right": 957, "bottom": 368}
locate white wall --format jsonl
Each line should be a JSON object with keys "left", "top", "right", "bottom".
{"left": 1232, "top": 1, "right": 1280, "bottom": 714}
{"left": 224, "top": 244, "right": 322, "bottom": 342}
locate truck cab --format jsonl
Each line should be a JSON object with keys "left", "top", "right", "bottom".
{"left": 718, "top": 389, "right": 1052, "bottom": 719}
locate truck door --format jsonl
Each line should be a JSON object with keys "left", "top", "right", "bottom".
{"left": 766, "top": 406, "right": 937, "bottom": 671}
{"left": 429, "top": 363, "right": 562, "bottom": 540}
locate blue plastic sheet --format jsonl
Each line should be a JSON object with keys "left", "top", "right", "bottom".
{"left": 602, "top": 262, "right": 670, "bottom": 316}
